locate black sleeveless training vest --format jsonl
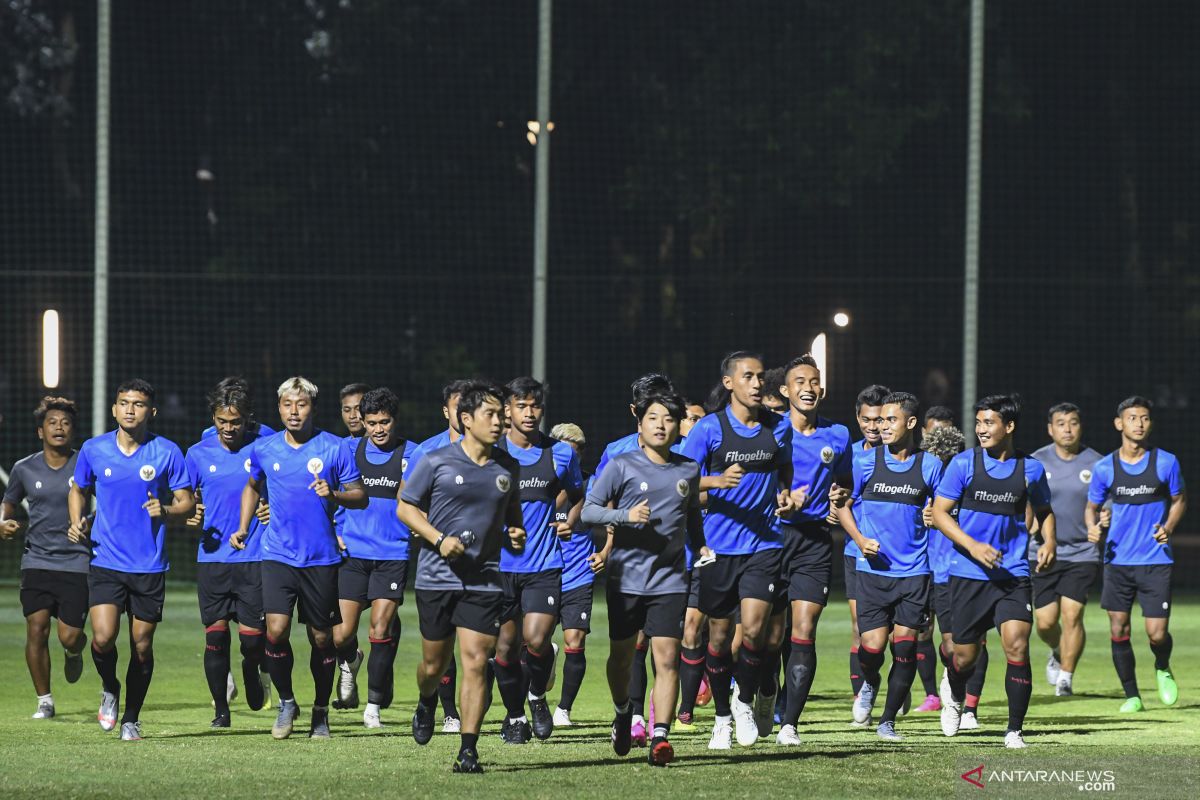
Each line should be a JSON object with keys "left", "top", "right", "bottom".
{"left": 708, "top": 408, "right": 780, "bottom": 475}
{"left": 958, "top": 447, "right": 1027, "bottom": 516}
{"left": 1110, "top": 449, "right": 1168, "bottom": 507}
{"left": 516, "top": 439, "right": 561, "bottom": 505}
{"left": 861, "top": 446, "right": 928, "bottom": 507}
{"left": 355, "top": 438, "right": 407, "bottom": 499}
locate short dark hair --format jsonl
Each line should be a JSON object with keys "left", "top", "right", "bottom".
{"left": 630, "top": 373, "right": 674, "bottom": 404}
{"left": 361, "top": 387, "right": 400, "bottom": 419}
{"left": 721, "top": 350, "right": 763, "bottom": 377}
{"left": 456, "top": 380, "right": 505, "bottom": 427}
{"left": 762, "top": 367, "right": 787, "bottom": 402}
{"left": 207, "top": 380, "right": 252, "bottom": 418}
{"left": 115, "top": 378, "right": 155, "bottom": 404}
{"left": 635, "top": 391, "right": 686, "bottom": 422}
{"left": 924, "top": 405, "right": 953, "bottom": 425}
{"left": 339, "top": 383, "right": 371, "bottom": 401}
{"left": 783, "top": 354, "right": 819, "bottom": 380}
{"left": 882, "top": 391, "right": 920, "bottom": 418}
{"left": 855, "top": 384, "right": 890, "bottom": 413}
{"left": 505, "top": 376, "right": 545, "bottom": 406}
{"left": 442, "top": 379, "right": 473, "bottom": 407}
{"left": 922, "top": 424, "right": 966, "bottom": 462}
{"left": 1116, "top": 395, "right": 1152, "bottom": 417}
{"left": 974, "top": 393, "right": 1022, "bottom": 426}
{"left": 34, "top": 396, "right": 78, "bottom": 428}
{"left": 1047, "top": 402, "right": 1080, "bottom": 423}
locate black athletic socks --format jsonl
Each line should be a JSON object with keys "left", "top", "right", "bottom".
{"left": 783, "top": 638, "right": 817, "bottom": 726}
{"left": 264, "top": 635, "right": 295, "bottom": 702}
{"left": 367, "top": 636, "right": 398, "bottom": 707}
{"left": 628, "top": 642, "right": 649, "bottom": 717}
{"left": 122, "top": 653, "right": 154, "bottom": 723}
{"left": 915, "top": 638, "right": 938, "bottom": 696}
{"left": 239, "top": 630, "right": 266, "bottom": 711}
{"left": 880, "top": 637, "right": 917, "bottom": 724}
{"left": 91, "top": 643, "right": 120, "bottom": 696}
{"left": 1111, "top": 637, "right": 1139, "bottom": 698}
{"left": 705, "top": 646, "right": 734, "bottom": 717}
{"left": 204, "top": 626, "right": 231, "bottom": 716}
{"left": 1005, "top": 659, "right": 1032, "bottom": 731}
{"left": 677, "top": 646, "right": 705, "bottom": 716}
{"left": 439, "top": 655, "right": 459, "bottom": 718}
{"left": 559, "top": 648, "right": 587, "bottom": 711}
{"left": 850, "top": 647, "right": 864, "bottom": 697}
{"left": 965, "top": 645, "right": 989, "bottom": 712}
{"left": 494, "top": 657, "right": 526, "bottom": 719}
{"left": 311, "top": 644, "right": 336, "bottom": 707}
{"left": 1150, "top": 633, "right": 1173, "bottom": 671}
{"left": 857, "top": 642, "right": 885, "bottom": 687}
{"left": 523, "top": 644, "right": 554, "bottom": 698}
{"left": 735, "top": 642, "right": 763, "bottom": 703}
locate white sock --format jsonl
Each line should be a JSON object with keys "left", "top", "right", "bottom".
{"left": 37, "top": 693, "right": 53, "bottom": 704}
{"left": 1058, "top": 671, "right": 1073, "bottom": 684}
{"left": 365, "top": 702, "right": 380, "bottom": 714}
{"left": 632, "top": 714, "right": 645, "bottom": 726}
{"left": 527, "top": 691, "right": 545, "bottom": 703}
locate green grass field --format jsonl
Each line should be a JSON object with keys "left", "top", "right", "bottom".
{"left": 0, "top": 586, "right": 1196, "bottom": 799}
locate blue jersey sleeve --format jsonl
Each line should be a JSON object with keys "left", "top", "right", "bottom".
{"left": 334, "top": 437, "right": 360, "bottom": 487}
{"left": 248, "top": 439, "right": 266, "bottom": 482}
{"left": 73, "top": 442, "right": 97, "bottom": 490}
{"left": 935, "top": 454, "right": 969, "bottom": 502}
{"left": 1026, "top": 459, "right": 1051, "bottom": 507}
{"left": 184, "top": 448, "right": 202, "bottom": 490}
{"left": 832, "top": 431, "right": 853, "bottom": 478}
{"left": 773, "top": 415, "right": 793, "bottom": 471}
{"left": 923, "top": 453, "right": 945, "bottom": 493}
{"left": 849, "top": 450, "right": 870, "bottom": 501}
{"left": 1160, "top": 451, "right": 1185, "bottom": 495}
{"left": 1088, "top": 457, "right": 1113, "bottom": 504}
{"left": 556, "top": 442, "right": 583, "bottom": 493}
{"left": 165, "top": 443, "right": 191, "bottom": 491}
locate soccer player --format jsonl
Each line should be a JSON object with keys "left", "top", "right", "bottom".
{"left": 330, "top": 382, "right": 370, "bottom": 701}
{"left": 330, "top": 388, "right": 417, "bottom": 728}
{"left": 409, "top": 378, "right": 475, "bottom": 731}
{"left": 1086, "top": 396, "right": 1186, "bottom": 712}
{"left": 680, "top": 351, "right": 796, "bottom": 749}
{"left": 584, "top": 391, "right": 711, "bottom": 766}
{"left": 201, "top": 376, "right": 275, "bottom": 440}
{"left": 912, "top": 407, "right": 953, "bottom": 712}
{"left": 842, "top": 385, "right": 889, "bottom": 717}
{"left": 399, "top": 381, "right": 525, "bottom": 774}
{"left": 494, "top": 377, "right": 583, "bottom": 742}
{"left": 68, "top": 379, "right": 194, "bottom": 741}
{"left": 1, "top": 397, "right": 89, "bottom": 720}
{"left": 185, "top": 381, "right": 274, "bottom": 727}
{"left": 1030, "top": 402, "right": 1104, "bottom": 697}
{"left": 837, "top": 392, "right": 943, "bottom": 742}
{"left": 932, "top": 394, "right": 1056, "bottom": 748}
{"left": 231, "top": 376, "right": 367, "bottom": 740}
{"left": 772, "top": 355, "right": 852, "bottom": 745}
{"left": 549, "top": 422, "right": 606, "bottom": 727}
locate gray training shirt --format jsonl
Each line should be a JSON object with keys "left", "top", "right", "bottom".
{"left": 401, "top": 441, "right": 520, "bottom": 593}
{"left": 582, "top": 448, "right": 704, "bottom": 595}
{"left": 1029, "top": 444, "right": 1103, "bottom": 563}
{"left": 3, "top": 451, "right": 90, "bottom": 573}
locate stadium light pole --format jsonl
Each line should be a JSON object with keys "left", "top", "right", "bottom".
{"left": 92, "top": 0, "right": 112, "bottom": 436}
{"left": 961, "top": 0, "right": 984, "bottom": 434}
{"left": 530, "top": 0, "right": 552, "bottom": 383}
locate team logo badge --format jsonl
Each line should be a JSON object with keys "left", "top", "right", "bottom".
{"left": 244, "top": 458, "right": 252, "bottom": 473}
{"left": 676, "top": 479, "right": 690, "bottom": 498}
{"left": 580, "top": 611, "right": 588, "bottom": 620}
{"left": 1080, "top": 469, "right": 1093, "bottom": 484}
{"left": 209, "top": 465, "right": 217, "bottom": 473}
{"left": 1045, "top": 470, "right": 1052, "bottom": 480}
{"left": 496, "top": 474, "right": 512, "bottom": 493}
{"left": 402, "top": 458, "right": 409, "bottom": 474}
{"left": 820, "top": 446, "right": 835, "bottom": 464}
{"left": 35, "top": 481, "right": 42, "bottom": 490}
{"left": 547, "top": 596, "right": 555, "bottom": 606}
{"left": 455, "top": 474, "right": 464, "bottom": 485}
{"left": 307, "top": 458, "right": 324, "bottom": 476}
{"left": 272, "top": 462, "right": 281, "bottom": 472}
{"left": 104, "top": 468, "right": 112, "bottom": 477}
{"left": 390, "top": 582, "right": 398, "bottom": 591}
{"left": 139, "top": 465, "right": 157, "bottom": 482}
{"left": 639, "top": 481, "right": 649, "bottom": 491}
{"left": 68, "top": 476, "right": 75, "bottom": 488}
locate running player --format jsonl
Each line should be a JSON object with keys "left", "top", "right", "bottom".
{"left": 680, "top": 351, "right": 796, "bottom": 749}
{"left": 331, "top": 388, "right": 417, "bottom": 728}
{"left": 330, "top": 382, "right": 370, "bottom": 699}
{"left": 773, "top": 355, "right": 852, "bottom": 745}
{"left": 913, "top": 405, "right": 954, "bottom": 711}
{"left": 932, "top": 394, "right": 1056, "bottom": 748}
{"left": 231, "top": 376, "right": 367, "bottom": 739}
{"left": 68, "top": 379, "right": 195, "bottom": 740}
{"left": 1087, "top": 396, "right": 1186, "bottom": 711}
{"left": 842, "top": 385, "right": 889, "bottom": 717}
{"left": 675, "top": 399, "right": 713, "bottom": 731}
{"left": 494, "top": 377, "right": 583, "bottom": 742}
{"left": 549, "top": 422, "right": 606, "bottom": 727}
{"left": 584, "top": 391, "right": 712, "bottom": 767}
{"left": 185, "top": 380, "right": 272, "bottom": 727}
{"left": 1030, "top": 402, "right": 1104, "bottom": 697}
{"left": 2, "top": 397, "right": 89, "bottom": 720}
{"left": 399, "top": 380, "right": 525, "bottom": 774}
{"left": 837, "top": 392, "right": 943, "bottom": 742}
{"left": 201, "top": 377, "right": 274, "bottom": 440}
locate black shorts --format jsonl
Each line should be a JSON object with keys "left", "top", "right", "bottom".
{"left": 20, "top": 569, "right": 89, "bottom": 628}
{"left": 88, "top": 566, "right": 166, "bottom": 623}
{"left": 854, "top": 572, "right": 931, "bottom": 633}
{"left": 933, "top": 581, "right": 953, "bottom": 635}
{"left": 698, "top": 548, "right": 781, "bottom": 619}
{"left": 1030, "top": 560, "right": 1098, "bottom": 608}
{"left": 1101, "top": 564, "right": 1172, "bottom": 618}
{"left": 338, "top": 557, "right": 408, "bottom": 605}
{"left": 844, "top": 554, "right": 859, "bottom": 602}
{"left": 197, "top": 561, "right": 265, "bottom": 628}
{"left": 949, "top": 575, "right": 1033, "bottom": 645}
{"left": 416, "top": 589, "right": 504, "bottom": 640}
{"left": 607, "top": 587, "right": 687, "bottom": 640}
{"left": 777, "top": 521, "right": 833, "bottom": 607}
{"left": 261, "top": 560, "right": 341, "bottom": 628}
{"left": 559, "top": 584, "right": 593, "bottom": 632}
{"left": 686, "top": 569, "right": 701, "bottom": 610}
{"left": 500, "top": 569, "right": 562, "bottom": 622}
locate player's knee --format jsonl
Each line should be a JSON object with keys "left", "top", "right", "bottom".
{"left": 26, "top": 618, "right": 51, "bottom": 642}
{"left": 131, "top": 638, "right": 154, "bottom": 661}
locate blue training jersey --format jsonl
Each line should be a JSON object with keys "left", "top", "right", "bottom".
{"left": 679, "top": 405, "right": 792, "bottom": 555}
{"left": 185, "top": 431, "right": 269, "bottom": 563}
{"left": 73, "top": 431, "right": 190, "bottom": 573}
{"left": 1089, "top": 448, "right": 1184, "bottom": 566}
{"left": 339, "top": 438, "right": 419, "bottom": 561}
{"left": 785, "top": 417, "right": 853, "bottom": 523}
{"left": 850, "top": 446, "right": 943, "bottom": 577}
{"left": 936, "top": 448, "right": 1050, "bottom": 581}
{"left": 500, "top": 435, "right": 583, "bottom": 573}
{"left": 406, "top": 429, "right": 456, "bottom": 478}
{"left": 843, "top": 438, "right": 876, "bottom": 558}
{"left": 558, "top": 502, "right": 596, "bottom": 592}
{"left": 249, "top": 430, "right": 360, "bottom": 567}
